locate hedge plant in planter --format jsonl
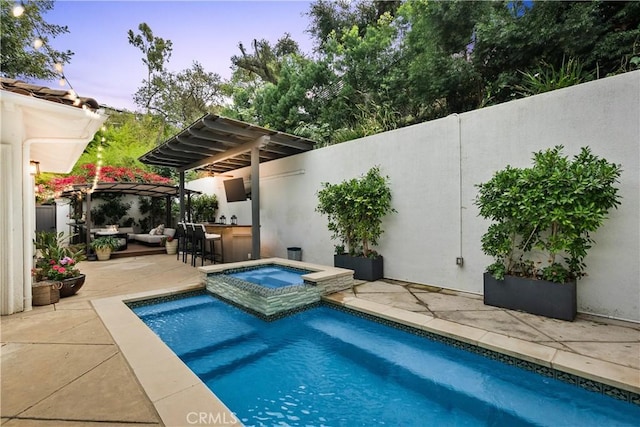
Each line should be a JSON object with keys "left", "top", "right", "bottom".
{"left": 316, "top": 166, "right": 396, "bottom": 281}
{"left": 475, "top": 146, "right": 622, "bottom": 320}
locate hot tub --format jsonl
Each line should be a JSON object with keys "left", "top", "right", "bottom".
{"left": 199, "top": 258, "right": 354, "bottom": 318}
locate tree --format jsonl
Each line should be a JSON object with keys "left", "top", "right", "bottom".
{"left": 153, "top": 62, "right": 224, "bottom": 128}
{"left": 128, "top": 22, "right": 173, "bottom": 112}
{"left": 231, "top": 33, "right": 300, "bottom": 84}
{"left": 395, "top": 0, "right": 488, "bottom": 121}
{"left": 0, "top": 0, "right": 73, "bottom": 80}
{"left": 473, "top": 1, "right": 640, "bottom": 104}
{"left": 129, "top": 24, "right": 223, "bottom": 128}
{"left": 307, "top": 0, "right": 401, "bottom": 51}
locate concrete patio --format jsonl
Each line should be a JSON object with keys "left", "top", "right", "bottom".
{"left": 1, "top": 254, "right": 639, "bottom": 426}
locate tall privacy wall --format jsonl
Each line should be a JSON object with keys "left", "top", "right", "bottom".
{"left": 191, "top": 71, "right": 640, "bottom": 322}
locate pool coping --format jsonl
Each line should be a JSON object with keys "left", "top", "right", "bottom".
{"left": 198, "top": 257, "right": 354, "bottom": 283}
{"left": 93, "top": 283, "right": 640, "bottom": 427}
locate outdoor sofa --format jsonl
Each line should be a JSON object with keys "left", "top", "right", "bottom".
{"left": 129, "top": 225, "right": 176, "bottom": 246}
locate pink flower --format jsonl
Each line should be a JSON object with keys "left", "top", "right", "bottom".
{"left": 58, "top": 267, "right": 66, "bottom": 274}
{"left": 49, "top": 259, "right": 56, "bottom": 265}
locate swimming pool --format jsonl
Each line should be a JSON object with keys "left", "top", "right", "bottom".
{"left": 132, "top": 293, "right": 640, "bottom": 426}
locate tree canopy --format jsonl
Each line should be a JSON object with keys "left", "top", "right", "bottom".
{"left": 0, "top": 0, "right": 73, "bottom": 79}
{"left": 7, "top": 0, "right": 639, "bottom": 166}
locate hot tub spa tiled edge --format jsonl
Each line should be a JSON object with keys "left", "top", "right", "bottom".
{"left": 199, "top": 257, "right": 354, "bottom": 317}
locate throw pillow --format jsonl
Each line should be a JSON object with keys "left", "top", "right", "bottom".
{"left": 149, "top": 227, "right": 157, "bottom": 235}
{"left": 156, "top": 224, "right": 165, "bottom": 235}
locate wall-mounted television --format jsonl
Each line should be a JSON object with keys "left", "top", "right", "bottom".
{"left": 223, "top": 177, "right": 247, "bottom": 202}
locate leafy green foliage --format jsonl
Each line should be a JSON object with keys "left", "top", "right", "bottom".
{"left": 191, "top": 194, "right": 219, "bottom": 222}
{"left": 90, "top": 236, "right": 120, "bottom": 251}
{"left": 317, "top": 166, "right": 395, "bottom": 257}
{"left": 475, "top": 146, "right": 622, "bottom": 283}
{"left": 75, "top": 112, "right": 169, "bottom": 172}
{"left": 515, "top": 58, "right": 589, "bottom": 96}
{"left": 0, "top": 0, "right": 73, "bottom": 80}
{"left": 90, "top": 194, "right": 131, "bottom": 226}
{"left": 137, "top": 196, "right": 167, "bottom": 231}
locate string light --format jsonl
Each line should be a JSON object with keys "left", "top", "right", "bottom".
{"left": 12, "top": 2, "right": 82, "bottom": 106}
{"left": 12, "top": 3, "right": 24, "bottom": 17}
{"left": 90, "top": 130, "right": 106, "bottom": 193}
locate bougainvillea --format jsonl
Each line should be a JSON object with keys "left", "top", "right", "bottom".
{"left": 41, "top": 164, "right": 174, "bottom": 196}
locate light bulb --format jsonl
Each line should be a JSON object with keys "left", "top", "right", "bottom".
{"left": 33, "top": 38, "right": 43, "bottom": 49}
{"left": 58, "top": 78, "right": 66, "bottom": 86}
{"left": 101, "top": 126, "right": 106, "bottom": 132}
{"left": 12, "top": 5, "right": 24, "bottom": 17}
{"left": 73, "top": 98, "right": 81, "bottom": 106}
{"left": 54, "top": 63, "right": 63, "bottom": 73}
{"left": 101, "top": 137, "right": 106, "bottom": 142}
{"left": 97, "top": 145, "right": 103, "bottom": 151}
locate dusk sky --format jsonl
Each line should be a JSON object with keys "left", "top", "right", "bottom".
{"left": 41, "top": 1, "right": 315, "bottom": 110}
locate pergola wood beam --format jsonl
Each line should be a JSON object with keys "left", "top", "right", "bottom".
{"left": 179, "top": 135, "right": 270, "bottom": 172}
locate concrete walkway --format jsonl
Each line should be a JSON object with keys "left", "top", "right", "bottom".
{"left": 2, "top": 255, "right": 639, "bottom": 426}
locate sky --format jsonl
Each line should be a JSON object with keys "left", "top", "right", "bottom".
{"left": 40, "top": 0, "right": 315, "bottom": 110}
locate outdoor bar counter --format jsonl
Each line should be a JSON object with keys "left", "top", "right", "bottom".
{"left": 204, "top": 224, "right": 252, "bottom": 263}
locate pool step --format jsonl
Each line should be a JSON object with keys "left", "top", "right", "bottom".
{"left": 179, "top": 331, "right": 260, "bottom": 361}
{"left": 187, "top": 340, "right": 272, "bottom": 382}
{"left": 133, "top": 294, "right": 213, "bottom": 321}
{"left": 306, "top": 317, "right": 582, "bottom": 427}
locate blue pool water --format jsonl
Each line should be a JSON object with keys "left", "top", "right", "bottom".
{"left": 228, "top": 265, "right": 308, "bottom": 288}
{"left": 133, "top": 294, "right": 640, "bottom": 426}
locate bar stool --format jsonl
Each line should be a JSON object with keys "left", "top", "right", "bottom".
{"left": 175, "top": 223, "right": 188, "bottom": 263}
{"left": 185, "top": 223, "right": 196, "bottom": 266}
{"left": 192, "top": 224, "right": 222, "bottom": 266}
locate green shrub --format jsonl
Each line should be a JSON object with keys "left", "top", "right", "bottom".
{"left": 475, "top": 146, "right": 622, "bottom": 282}
{"left": 317, "top": 166, "right": 395, "bottom": 257}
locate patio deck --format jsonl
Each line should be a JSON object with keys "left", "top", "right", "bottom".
{"left": 1, "top": 254, "right": 639, "bottom": 426}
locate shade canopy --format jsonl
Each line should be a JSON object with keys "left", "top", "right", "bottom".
{"left": 138, "top": 113, "right": 316, "bottom": 173}
{"left": 59, "top": 182, "right": 201, "bottom": 198}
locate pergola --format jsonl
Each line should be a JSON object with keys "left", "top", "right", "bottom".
{"left": 59, "top": 182, "right": 201, "bottom": 251}
{"left": 139, "top": 113, "right": 316, "bottom": 259}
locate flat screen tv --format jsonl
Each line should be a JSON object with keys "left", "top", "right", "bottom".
{"left": 223, "top": 177, "right": 247, "bottom": 202}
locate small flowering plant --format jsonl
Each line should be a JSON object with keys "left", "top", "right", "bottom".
{"left": 45, "top": 256, "right": 81, "bottom": 280}
{"left": 34, "top": 231, "right": 86, "bottom": 282}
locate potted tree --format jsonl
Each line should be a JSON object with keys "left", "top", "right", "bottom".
{"left": 317, "top": 166, "right": 396, "bottom": 281}
{"left": 90, "top": 236, "right": 120, "bottom": 261}
{"left": 475, "top": 146, "right": 622, "bottom": 320}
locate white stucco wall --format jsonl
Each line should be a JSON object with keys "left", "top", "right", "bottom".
{"left": 188, "top": 71, "right": 640, "bottom": 322}
{"left": 1, "top": 91, "right": 106, "bottom": 315}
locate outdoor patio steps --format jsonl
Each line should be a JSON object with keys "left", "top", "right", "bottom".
{"left": 110, "top": 246, "right": 165, "bottom": 258}
{"left": 305, "top": 317, "right": 622, "bottom": 427}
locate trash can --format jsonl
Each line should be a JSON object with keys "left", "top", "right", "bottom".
{"left": 287, "top": 247, "right": 302, "bottom": 261}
